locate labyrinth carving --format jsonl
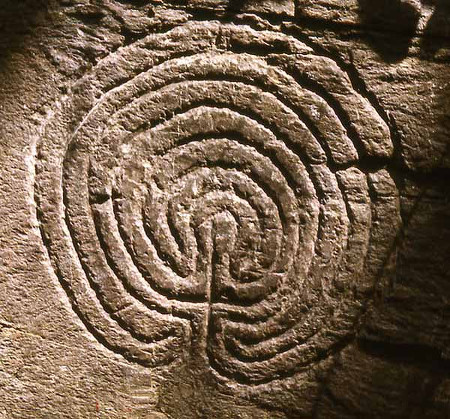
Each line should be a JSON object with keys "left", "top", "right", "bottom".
{"left": 35, "top": 22, "right": 400, "bottom": 385}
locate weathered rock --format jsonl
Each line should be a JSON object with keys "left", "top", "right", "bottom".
{"left": 0, "top": 1, "right": 449, "bottom": 417}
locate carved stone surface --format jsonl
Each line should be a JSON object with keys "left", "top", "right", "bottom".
{"left": 0, "top": 1, "right": 449, "bottom": 418}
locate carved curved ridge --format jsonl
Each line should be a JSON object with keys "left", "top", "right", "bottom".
{"left": 35, "top": 21, "right": 400, "bottom": 385}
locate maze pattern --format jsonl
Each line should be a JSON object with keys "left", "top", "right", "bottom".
{"left": 35, "top": 22, "right": 400, "bottom": 385}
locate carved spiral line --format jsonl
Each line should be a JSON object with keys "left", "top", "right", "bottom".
{"left": 35, "top": 22, "right": 400, "bottom": 385}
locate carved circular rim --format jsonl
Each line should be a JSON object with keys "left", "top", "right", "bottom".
{"left": 35, "top": 21, "right": 400, "bottom": 386}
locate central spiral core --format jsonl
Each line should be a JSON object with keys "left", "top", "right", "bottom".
{"left": 108, "top": 128, "right": 306, "bottom": 305}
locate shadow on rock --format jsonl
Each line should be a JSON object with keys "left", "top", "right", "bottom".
{"left": 421, "top": 0, "right": 450, "bottom": 56}
{"left": 0, "top": 0, "right": 51, "bottom": 69}
{"left": 357, "top": 0, "right": 421, "bottom": 63}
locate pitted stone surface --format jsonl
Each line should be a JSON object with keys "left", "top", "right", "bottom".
{"left": 1, "top": 1, "right": 449, "bottom": 418}
{"left": 188, "top": 0, "right": 295, "bottom": 15}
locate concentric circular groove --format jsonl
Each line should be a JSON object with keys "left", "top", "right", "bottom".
{"left": 35, "top": 21, "right": 400, "bottom": 384}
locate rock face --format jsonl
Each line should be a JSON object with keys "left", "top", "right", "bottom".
{"left": 0, "top": 1, "right": 449, "bottom": 418}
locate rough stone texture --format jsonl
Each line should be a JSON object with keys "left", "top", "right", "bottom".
{"left": 0, "top": 1, "right": 449, "bottom": 418}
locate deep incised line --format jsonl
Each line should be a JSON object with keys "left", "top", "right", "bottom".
{"left": 34, "top": 21, "right": 400, "bottom": 386}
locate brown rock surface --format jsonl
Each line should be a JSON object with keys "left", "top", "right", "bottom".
{"left": 0, "top": 1, "right": 449, "bottom": 418}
